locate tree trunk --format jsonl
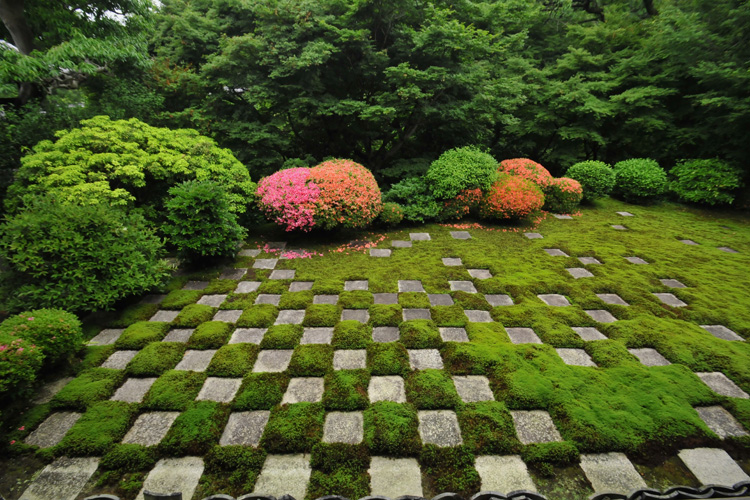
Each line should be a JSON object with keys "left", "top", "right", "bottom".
{"left": 0, "top": 0, "right": 40, "bottom": 106}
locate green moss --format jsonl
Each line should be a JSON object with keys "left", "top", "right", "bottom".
{"left": 399, "top": 292, "right": 431, "bottom": 308}
{"left": 261, "top": 403, "right": 325, "bottom": 453}
{"left": 187, "top": 321, "right": 233, "bottom": 349}
{"left": 110, "top": 303, "right": 160, "bottom": 328}
{"left": 202, "top": 445, "right": 267, "bottom": 496}
{"left": 332, "top": 321, "right": 371, "bottom": 349}
{"left": 142, "top": 370, "right": 207, "bottom": 411}
{"left": 51, "top": 368, "right": 124, "bottom": 411}
{"left": 369, "top": 304, "right": 403, "bottom": 327}
{"left": 101, "top": 444, "right": 158, "bottom": 471}
{"left": 161, "top": 290, "right": 203, "bottom": 310}
{"left": 159, "top": 401, "right": 230, "bottom": 456}
{"left": 237, "top": 305, "right": 279, "bottom": 328}
{"left": 367, "top": 343, "right": 410, "bottom": 376}
{"left": 521, "top": 441, "right": 580, "bottom": 466}
{"left": 204, "top": 279, "right": 238, "bottom": 294}
{"left": 279, "top": 291, "right": 315, "bottom": 309}
{"left": 339, "top": 291, "right": 374, "bottom": 309}
{"left": 453, "top": 291, "right": 491, "bottom": 311}
{"left": 303, "top": 304, "right": 341, "bottom": 327}
{"left": 115, "top": 322, "right": 169, "bottom": 349}
{"left": 307, "top": 444, "right": 370, "bottom": 500}
{"left": 312, "top": 279, "right": 344, "bottom": 294}
{"left": 233, "top": 373, "right": 289, "bottom": 410}
{"left": 260, "top": 324, "right": 303, "bottom": 349}
{"left": 288, "top": 345, "right": 333, "bottom": 377}
{"left": 323, "top": 370, "right": 370, "bottom": 411}
{"left": 405, "top": 369, "right": 460, "bottom": 409}
{"left": 431, "top": 305, "right": 468, "bottom": 327}
{"left": 220, "top": 292, "right": 258, "bottom": 309}
{"left": 206, "top": 344, "right": 259, "bottom": 377}
{"left": 126, "top": 342, "right": 185, "bottom": 376}
{"left": 257, "top": 280, "right": 288, "bottom": 294}
{"left": 400, "top": 320, "right": 442, "bottom": 348}
{"left": 420, "top": 445, "right": 480, "bottom": 497}
{"left": 363, "top": 402, "right": 421, "bottom": 456}
{"left": 56, "top": 401, "right": 137, "bottom": 455}
{"left": 173, "top": 304, "right": 216, "bottom": 327}
{"left": 458, "top": 401, "right": 520, "bottom": 454}
{"left": 79, "top": 345, "right": 116, "bottom": 371}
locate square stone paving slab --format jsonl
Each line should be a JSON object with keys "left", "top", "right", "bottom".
{"left": 680, "top": 239, "right": 699, "bottom": 245}
{"left": 136, "top": 457, "right": 204, "bottom": 500}
{"left": 253, "top": 259, "right": 278, "bottom": 269}
{"left": 163, "top": 328, "right": 194, "bottom": 343}
{"left": 510, "top": 410, "right": 563, "bottom": 444}
{"left": 701, "top": 325, "right": 744, "bottom": 341}
{"left": 579, "top": 453, "right": 647, "bottom": 493}
{"left": 256, "top": 294, "right": 281, "bottom": 305}
{"left": 19, "top": 456, "right": 100, "bottom": 500}
{"left": 450, "top": 231, "right": 472, "bottom": 239}
{"left": 617, "top": 211, "right": 634, "bottom": 216}
{"left": 183, "top": 280, "right": 209, "bottom": 290}
{"left": 524, "top": 232, "right": 543, "bottom": 239}
{"left": 418, "top": 410, "right": 463, "bottom": 447}
{"left": 175, "top": 350, "right": 217, "bottom": 372}
{"left": 370, "top": 248, "right": 392, "bottom": 257}
{"left": 373, "top": 293, "right": 398, "bottom": 305}
{"left": 88, "top": 328, "right": 124, "bottom": 345}
{"left": 253, "top": 350, "right": 293, "bottom": 373}
{"left": 140, "top": 294, "right": 166, "bottom": 304}
{"left": 270, "top": 269, "right": 296, "bottom": 280}
{"left": 465, "top": 310, "right": 493, "bottom": 323}
{"left": 506, "top": 327, "right": 542, "bottom": 344}
{"left": 585, "top": 309, "right": 618, "bottom": 323}
{"left": 392, "top": 240, "right": 413, "bottom": 248}
{"left": 101, "top": 350, "right": 138, "bottom": 369}
{"left": 282, "top": 377, "right": 325, "bottom": 403}
{"left": 368, "top": 376, "right": 406, "bottom": 403}
{"left": 266, "top": 241, "right": 287, "bottom": 250}
{"left": 111, "top": 377, "right": 157, "bottom": 403}
{"left": 212, "top": 310, "right": 243, "bottom": 323}
{"left": 301, "top": 327, "right": 333, "bottom": 344}
{"left": 718, "top": 246, "right": 739, "bottom": 253}
{"left": 253, "top": 454, "right": 312, "bottom": 499}
{"left": 323, "top": 411, "right": 364, "bottom": 444}
{"left": 344, "top": 280, "right": 369, "bottom": 291}
{"left": 597, "top": 293, "right": 629, "bottom": 306}
{"left": 653, "top": 293, "right": 688, "bottom": 307}
{"left": 475, "top": 455, "right": 536, "bottom": 493}
{"left": 611, "top": 224, "right": 627, "bottom": 230}
{"left": 695, "top": 406, "right": 749, "bottom": 439}
{"left": 373, "top": 327, "right": 400, "bottom": 343}
{"left": 236, "top": 281, "right": 261, "bottom": 293}
{"left": 453, "top": 375, "right": 494, "bottom": 402}
{"left": 341, "top": 309, "right": 369, "bottom": 323}
{"left": 229, "top": 328, "right": 266, "bottom": 344}
{"left": 333, "top": 350, "right": 367, "bottom": 370}
{"left": 442, "top": 257, "right": 463, "bottom": 266}
{"left": 660, "top": 278, "right": 686, "bottom": 288}
{"left": 122, "top": 411, "right": 179, "bottom": 446}
{"left": 572, "top": 327, "right": 607, "bottom": 341}
{"left": 468, "top": 269, "right": 493, "bottom": 279}
{"left": 289, "top": 281, "right": 314, "bottom": 292}
{"left": 404, "top": 308, "right": 432, "bottom": 321}
{"left": 238, "top": 248, "right": 261, "bottom": 257}
{"left": 678, "top": 448, "right": 750, "bottom": 485}
{"left": 440, "top": 327, "right": 469, "bottom": 342}
{"left": 556, "top": 348, "right": 597, "bottom": 367}
{"left": 410, "top": 232, "right": 431, "bottom": 241}
{"left": 625, "top": 256, "right": 649, "bottom": 264}
{"left": 486, "top": 294, "right": 514, "bottom": 307}
{"left": 538, "top": 294, "right": 571, "bottom": 307}
{"left": 399, "top": 280, "right": 425, "bottom": 292}
{"left": 408, "top": 349, "right": 444, "bottom": 370}
{"left": 553, "top": 214, "right": 573, "bottom": 219}
{"left": 578, "top": 256, "right": 601, "bottom": 265}
{"left": 450, "top": 281, "right": 477, "bottom": 293}
{"left": 628, "top": 348, "right": 671, "bottom": 366}
{"left": 220, "top": 411, "right": 270, "bottom": 446}
{"left": 219, "top": 268, "right": 247, "bottom": 280}
{"left": 25, "top": 412, "right": 81, "bottom": 448}
{"left": 313, "top": 294, "right": 339, "bottom": 305}
{"left": 544, "top": 248, "right": 568, "bottom": 257}
{"left": 696, "top": 372, "right": 749, "bottom": 398}
{"left": 429, "top": 294, "right": 454, "bottom": 306}
{"left": 32, "top": 377, "right": 74, "bottom": 405}
{"left": 369, "top": 457, "right": 423, "bottom": 498}
{"left": 150, "top": 310, "right": 179, "bottom": 322}
{"left": 197, "top": 294, "right": 227, "bottom": 307}
{"left": 196, "top": 377, "right": 242, "bottom": 403}
{"left": 567, "top": 267, "right": 594, "bottom": 278}
{"left": 275, "top": 309, "right": 305, "bottom": 325}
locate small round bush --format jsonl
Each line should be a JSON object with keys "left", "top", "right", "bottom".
{"left": 256, "top": 167, "right": 320, "bottom": 231}
{"left": 438, "top": 188, "right": 483, "bottom": 221}
{"left": 163, "top": 180, "right": 247, "bottom": 262}
{"left": 479, "top": 174, "right": 545, "bottom": 220}
{"left": 669, "top": 158, "right": 742, "bottom": 206}
{"left": 425, "top": 147, "right": 499, "bottom": 199}
{"left": 613, "top": 158, "right": 667, "bottom": 203}
{"left": 382, "top": 177, "right": 441, "bottom": 223}
{"left": 377, "top": 202, "right": 405, "bottom": 227}
{"left": 499, "top": 158, "right": 553, "bottom": 189}
{"left": 544, "top": 177, "right": 583, "bottom": 214}
{"left": 565, "top": 160, "right": 616, "bottom": 202}
{"left": 0, "top": 309, "right": 83, "bottom": 364}
{"left": 0, "top": 333, "right": 44, "bottom": 397}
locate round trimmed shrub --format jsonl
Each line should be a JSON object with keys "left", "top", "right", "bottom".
{"left": 425, "top": 147, "right": 499, "bottom": 199}
{"left": 0, "top": 333, "right": 44, "bottom": 397}
{"left": 669, "top": 159, "right": 742, "bottom": 206}
{"left": 565, "top": 160, "right": 616, "bottom": 202}
{"left": 377, "top": 202, "right": 405, "bottom": 227}
{"left": 499, "top": 158, "right": 553, "bottom": 189}
{"left": 0, "top": 309, "right": 83, "bottom": 364}
{"left": 479, "top": 174, "right": 545, "bottom": 220}
{"left": 544, "top": 177, "right": 583, "bottom": 214}
{"left": 382, "top": 177, "right": 441, "bottom": 223}
{"left": 613, "top": 158, "right": 667, "bottom": 203}
{"left": 256, "top": 167, "right": 319, "bottom": 231}
{"left": 438, "top": 188, "right": 483, "bottom": 221}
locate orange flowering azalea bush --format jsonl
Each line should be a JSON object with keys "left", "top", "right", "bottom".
{"left": 479, "top": 174, "right": 545, "bottom": 220}
{"left": 439, "top": 188, "right": 483, "bottom": 221}
{"left": 544, "top": 177, "right": 583, "bottom": 214}
{"left": 499, "top": 158, "right": 553, "bottom": 189}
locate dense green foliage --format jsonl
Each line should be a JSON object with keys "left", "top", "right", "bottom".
{"left": 0, "top": 333, "right": 43, "bottom": 397}
{"left": 613, "top": 158, "right": 668, "bottom": 203}
{"left": 565, "top": 161, "right": 616, "bottom": 202}
{"left": 669, "top": 159, "right": 743, "bottom": 206}
{"left": 382, "top": 178, "right": 441, "bottom": 223}
{"left": 0, "top": 309, "right": 82, "bottom": 364}
{"left": 425, "top": 147, "right": 499, "bottom": 200}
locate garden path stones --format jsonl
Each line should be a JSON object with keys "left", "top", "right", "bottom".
{"left": 660, "top": 279, "right": 686, "bottom": 288}
{"left": 196, "top": 377, "right": 242, "bottom": 403}
{"left": 585, "top": 310, "right": 618, "bottom": 323}
{"left": 506, "top": 327, "right": 542, "bottom": 344}
{"left": 256, "top": 294, "right": 281, "bottom": 305}
{"left": 88, "top": 328, "right": 124, "bottom": 345}
{"left": 510, "top": 410, "right": 563, "bottom": 444}
{"left": 370, "top": 248, "right": 392, "bottom": 257}
{"left": 525, "top": 232, "right": 543, "bottom": 239}
{"left": 301, "top": 327, "right": 333, "bottom": 344}
{"left": 101, "top": 350, "right": 138, "bottom": 369}
{"left": 628, "top": 348, "right": 671, "bottom": 366}
{"left": 579, "top": 453, "right": 647, "bottom": 493}
{"left": 368, "top": 376, "right": 406, "bottom": 403}
{"left": 553, "top": 214, "right": 573, "bottom": 219}
{"left": 475, "top": 455, "right": 536, "bottom": 493}
{"left": 625, "top": 256, "right": 649, "bottom": 264}
{"left": 369, "top": 457, "right": 423, "bottom": 497}
{"left": 556, "top": 348, "right": 597, "bottom": 367}
{"left": 597, "top": 293, "right": 629, "bottom": 306}
{"left": 544, "top": 248, "right": 568, "bottom": 257}
{"left": 572, "top": 327, "right": 607, "bottom": 341}
{"left": 465, "top": 310, "right": 493, "bottom": 323}
{"left": 451, "top": 231, "right": 472, "bottom": 239}
{"left": 266, "top": 241, "right": 288, "bottom": 250}
{"left": 443, "top": 257, "right": 463, "bottom": 266}
{"left": 136, "top": 457, "right": 204, "bottom": 500}
{"left": 653, "top": 293, "right": 688, "bottom": 307}
{"left": 440, "top": 327, "right": 469, "bottom": 342}
{"left": 452, "top": 376, "right": 494, "bottom": 402}
{"left": 373, "top": 293, "right": 398, "bottom": 305}
{"left": 410, "top": 232, "right": 431, "bottom": 241}
{"left": 333, "top": 350, "right": 367, "bottom": 370}
{"left": 220, "top": 411, "right": 270, "bottom": 446}
{"left": 282, "top": 377, "right": 325, "bottom": 404}
{"left": 611, "top": 224, "right": 628, "bottom": 230}
{"left": 680, "top": 239, "right": 699, "bottom": 245}
{"left": 314, "top": 294, "right": 339, "bottom": 305}
{"left": 253, "top": 350, "right": 293, "bottom": 373}
{"left": 32, "top": 377, "right": 74, "bottom": 405}
{"left": 323, "top": 411, "right": 364, "bottom": 444}
{"left": 341, "top": 309, "right": 369, "bottom": 323}
{"left": 197, "top": 294, "right": 227, "bottom": 307}
{"left": 486, "top": 294, "right": 514, "bottom": 306}
{"left": 184, "top": 280, "right": 209, "bottom": 290}
{"left": 24, "top": 412, "right": 81, "bottom": 448}
{"left": 718, "top": 246, "right": 739, "bottom": 253}
{"left": 212, "top": 309, "right": 242, "bottom": 323}
{"left": 695, "top": 406, "right": 748, "bottom": 439}
{"left": 163, "top": 328, "right": 194, "bottom": 343}
{"left": 238, "top": 248, "right": 261, "bottom": 257}
{"left": 567, "top": 267, "right": 594, "bottom": 279}
{"left": 175, "top": 350, "right": 217, "bottom": 371}
{"left": 111, "top": 377, "right": 157, "bottom": 403}
{"left": 429, "top": 294, "right": 454, "bottom": 306}
{"left": 450, "top": 281, "right": 477, "bottom": 293}
{"left": 392, "top": 240, "right": 413, "bottom": 248}
{"left": 19, "top": 456, "right": 99, "bottom": 500}
{"left": 345, "top": 280, "right": 369, "bottom": 291}
{"left": 122, "top": 412, "right": 179, "bottom": 446}
{"left": 373, "top": 327, "right": 400, "bottom": 343}
{"left": 275, "top": 309, "right": 305, "bottom": 325}
{"left": 270, "top": 269, "right": 296, "bottom": 280}
{"left": 253, "top": 259, "right": 278, "bottom": 270}
{"left": 289, "top": 281, "right": 313, "bottom": 292}
{"left": 617, "top": 211, "right": 634, "bottom": 217}
{"left": 469, "top": 269, "right": 492, "bottom": 279}
{"left": 696, "top": 372, "right": 749, "bottom": 399}
{"left": 418, "top": 410, "right": 463, "bottom": 446}
{"left": 404, "top": 308, "right": 431, "bottom": 321}
{"left": 678, "top": 448, "right": 750, "bottom": 485}
{"left": 408, "top": 349, "right": 444, "bottom": 370}
{"left": 701, "top": 325, "right": 744, "bottom": 341}
{"left": 538, "top": 294, "right": 570, "bottom": 307}
{"left": 579, "top": 257, "right": 601, "bottom": 265}
{"left": 220, "top": 268, "right": 248, "bottom": 280}
{"left": 253, "top": 454, "right": 312, "bottom": 499}
{"left": 236, "top": 281, "right": 261, "bottom": 293}
{"left": 399, "top": 280, "right": 425, "bottom": 292}
{"left": 150, "top": 310, "right": 179, "bottom": 322}
{"left": 230, "top": 328, "right": 266, "bottom": 344}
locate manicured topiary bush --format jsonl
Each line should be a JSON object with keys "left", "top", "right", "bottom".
{"left": 425, "top": 147, "right": 499, "bottom": 199}
{"left": 565, "top": 160, "right": 616, "bottom": 202}
{"left": 382, "top": 177, "right": 441, "bottom": 223}
{"left": 499, "top": 158, "right": 553, "bottom": 189}
{"left": 479, "top": 174, "right": 545, "bottom": 220}
{"left": 0, "top": 309, "right": 82, "bottom": 364}
{"left": 669, "top": 158, "right": 743, "bottom": 206}
{"left": 543, "top": 177, "right": 583, "bottom": 214}
{"left": 255, "top": 168, "right": 320, "bottom": 231}
{"left": 377, "top": 202, "right": 405, "bottom": 227}
{"left": 0, "top": 333, "right": 44, "bottom": 398}
{"left": 613, "top": 158, "right": 667, "bottom": 203}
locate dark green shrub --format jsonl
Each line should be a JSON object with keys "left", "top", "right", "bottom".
{"left": 142, "top": 370, "right": 207, "bottom": 411}
{"left": 260, "top": 325, "right": 303, "bottom": 349}
{"left": 237, "top": 305, "right": 278, "bottom": 328}
{"left": 0, "top": 309, "right": 83, "bottom": 364}
{"left": 173, "top": 304, "right": 215, "bottom": 327}
{"left": 0, "top": 197, "right": 169, "bottom": 313}
{"left": 115, "top": 322, "right": 170, "bottom": 349}
{"left": 0, "top": 333, "right": 44, "bottom": 398}
{"left": 457, "top": 402, "right": 520, "bottom": 454}
{"left": 369, "top": 305, "right": 402, "bottom": 327}
{"left": 613, "top": 158, "right": 667, "bottom": 203}
{"left": 126, "top": 342, "right": 185, "bottom": 376}
{"left": 187, "top": 321, "right": 232, "bottom": 349}
{"left": 669, "top": 158, "right": 743, "bottom": 205}
{"left": 163, "top": 180, "right": 247, "bottom": 262}
{"left": 377, "top": 202, "right": 405, "bottom": 227}
{"left": 367, "top": 343, "right": 410, "bottom": 376}
{"left": 159, "top": 401, "right": 230, "bottom": 455}
{"left": 51, "top": 368, "right": 124, "bottom": 410}
{"left": 233, "top": 373, "right": 288, "bottom": 410}
{"left": 425, "top": 146, "right": 499, "bottom": 199}
{"left": 57, "top": 401, "right": 137, "bottom": 455}
{"left": 288, "top": 345, "right": 333, "bottom": 376}
{"left": 204, "top": 445, "right": 267, "bottom": 494}
{"left": 101, "top": 444, "right": 158, "bottom": 471}
{"left": 382, "top": 177, "right": 441, "bottom": 223}
{"left": 565, "top": 160, "right": 616, "bottom": 202}
{"left": 400, "top": 320, "right": 442, "bottom": 348}
{"left": 303, "top": 305, "right": 340, "bottom": 327}
{"left": 332, "top": 321, "right": 371, "bottom": 349}
{"left": 161, "top": 290, "right": 202, "bottom": 310}
{"left": 405, "top": 369, "right": 460, "bottom": 409}
{"left": 420, "top": 445, "right": 480, "bottom": 496}
{"left": 323, "top": 370, "right": 370, "bottom": 410}
{"left": 206, "top": 344, "right": 259, "bottom": 377}
{"left": 363, "top": 402, "right": 421, "bottom": 456}
{"left": 261, "top": 403, "right": 325, "bottom": 453}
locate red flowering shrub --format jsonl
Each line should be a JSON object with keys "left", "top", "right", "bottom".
{"left": 256, "top": 168, "right": 320, "bottom": 231}
{"left": 0, "top": 333, "right": 43, "bottom": 397}
{"left": 439, "top": 188, "right": 483, "bottom": 221}
{"left": 0, "top": 309, "right": 83, "bottom": 364}
{"left": 499, "top": 158, "right": 553, "bottom": 189}
{"left": 544, "top": 177, "right": 583, "bottom": 214}
{"left": 479, "top": 174, "right": 545, "bottom": 220}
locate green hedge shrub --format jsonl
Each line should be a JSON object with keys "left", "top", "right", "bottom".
{"left": 0, "top": 309, "right": 82, "bottom": 364}
{"left": 377, "top": 202, "right": 405, "bottom": 227}
{"left": 669, "top": 158, "right": 743, "bottom": 205}
{"left": 382, "top": 177, "right": 441, "bottom": 223}
{"left": 613, "top": 158, "right": 667, "bottom": 203}
{"left": 425, "top": 147, "right": 499, "bottom": 199}
{"left": 565, "top": 160, "right": 616, "bottom": 202}
{"left": 0, "top": 333, "right": 44, "bottom": 398}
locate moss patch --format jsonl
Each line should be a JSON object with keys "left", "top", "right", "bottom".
{"left": 159, "top": 401, "right": 230, "bottom": 456}
{"left": 323, "top": 370, "right": 370, "bottom": 411}
{"left": 288, "top": 345, "right": 333, "bottom": 377}
{"left": 332, "top": 321, "right": 371, "bottom": 349}
{"left": 115, "top": 322, "right": 169, "bottom": 349}
{"left": 260, "top": 324, "right": 303, "bottom": 349}
{"left": 233, "top": 373, "right": 289, "bottom": 410}
{"left": 367, "top": 343, "right": 410, "bottom": 376}
{"left": 142, "top": 370, "right": 207, "bottom": 411}
{"left": 261, "top": 403, "right": 325, "bottom": 453}
{"left": 405, "top": 369, "right": 460, "bottom": 409}
{"left": 363, "top": 401, "right": 421, "bottom": 456}
{"left": 187, "top": 321, "right": 233, "bottom": 349}
{"left": 51, "top": 368, "right": 124, "bottom": 411}
{"left": 126, "top": 342, "right": 185, "bottom": 376}
{"left": 237, "top": 305, "right": 279, "bottom": 328}
{"left": 173, "top": 304, "right": 216, "bottom": 327}
{"left": 206, "top": 344, "right": 259, "bottom": 377}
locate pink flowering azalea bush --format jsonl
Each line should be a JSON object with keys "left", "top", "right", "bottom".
{"left": 499, "top": 158, "right": 553, "bottom": 189}
{"left": 543, "top": 177, "right": 583, "bottom": 213}
{"left": 0, "top": 309, "right": 83, "bottom": 364}
{"left": 256, "top": 160, "right": 382, "bottom": 231}
{"left": 0, "top": 333, "right": 43, "bottom": 397}
{"left": 479, "top": 174, "right": 545, "bottom": 220}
